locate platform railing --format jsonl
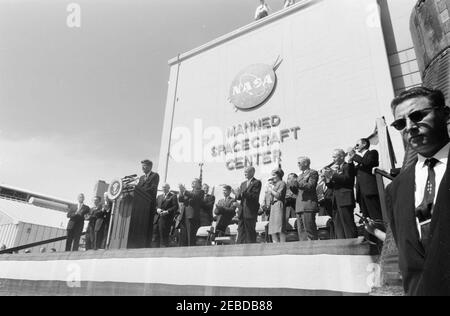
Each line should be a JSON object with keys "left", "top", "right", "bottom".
{"left": 0, "top": 232, "right": 86, "bottom": 255}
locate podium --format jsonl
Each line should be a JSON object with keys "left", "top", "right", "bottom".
{"left": 108, "top": 186, "right": 152, "bottom": 250}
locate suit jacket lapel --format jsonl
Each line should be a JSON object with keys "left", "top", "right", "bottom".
{"left": 301, "top": 170, "right": 310, "bottom": 181}
{"left": 224, "top": 196, "right": 231, "bottom": 207}
{"left": 364, "top": 151, "right": 370, "bottom": 160}
{"left": 240, "top": 181, "right": 246, "bottom": 195}
{"left": 162, "top": 195, "right": 167, "bottom": 208}
{"left": 165, "top": 193, "right": 173, "bottom": 207}
{"left": 140, "top": 174, "right": 148, "bottom": 185}
{"left": 430, "top": 148, "right": 450, "bottom": 234}
{"left": 400, "top": 161, "right": 425, "bottom": 257}
{"left": 245, "top": 179, "right": 255, "bottom": 193}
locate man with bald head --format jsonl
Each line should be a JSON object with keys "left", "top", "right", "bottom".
{"left": 234, "top": 166, "right": 262, "bottom": 244}
{"left": 324, "top": 149, "right": 357, "bottom": 239}
{"left": 153, "top": 183, "right": 179, "bottom": 248}
{"left": 291, "top": 156, "right": 319, "bottom": 241}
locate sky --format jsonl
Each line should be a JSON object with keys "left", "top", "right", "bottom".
{"left": 0, "top": 0, "right": 289, "bottom": 202}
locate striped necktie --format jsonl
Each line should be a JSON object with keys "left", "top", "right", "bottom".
{"left": 415, "top": 158, "right": 439, "bottom": 249}
{"left": 415, "top": 158, "right": 439, "bottom": 222}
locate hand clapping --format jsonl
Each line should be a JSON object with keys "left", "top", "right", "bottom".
{"left": 347, "top": 149, "right": 356, "bottom": 160}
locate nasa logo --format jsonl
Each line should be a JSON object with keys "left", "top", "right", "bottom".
{"left": 229, "top": 63, "right": 277, "bottom": 111}
{"left": 107, "top": 179, "right": 123, "bottom": 200}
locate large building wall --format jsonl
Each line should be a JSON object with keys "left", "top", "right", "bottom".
{"left": 159, "top": 0, "right": 404, "bottom": 189}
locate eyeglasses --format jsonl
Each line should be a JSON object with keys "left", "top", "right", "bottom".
{"left": 391, "top": 108, "right": 434, "bottom": 131}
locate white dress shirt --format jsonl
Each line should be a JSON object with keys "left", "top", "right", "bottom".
{"left": 415, "top": 142, "right": 450, "bottom": 207}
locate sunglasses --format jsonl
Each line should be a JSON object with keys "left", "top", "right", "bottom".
{"left": 391, "top": 108, "right": 434, "bottom": 131}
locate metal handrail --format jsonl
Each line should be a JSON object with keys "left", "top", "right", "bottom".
{"left": 0, "top": 232, "right": 86, "bottom": 255}
{"left": 374, "top": 168, "right": 395, "bottom": 181}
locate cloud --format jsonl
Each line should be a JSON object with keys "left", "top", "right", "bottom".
{"left": 0, "top": 134, "right": 142, "bottom": 202}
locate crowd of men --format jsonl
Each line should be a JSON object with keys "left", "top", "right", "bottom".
{"left": 61, "top": 86, "right": 450, "bottom": 296}
{"left": 145, "top": 145, "right": 383, "bottom": 248}
{"left": 64, "top": 138, "right": 385, "bottom": 252}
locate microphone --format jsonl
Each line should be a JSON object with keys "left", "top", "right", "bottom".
{"left": 122, "top": 174, "right": 137, "bottom": 180}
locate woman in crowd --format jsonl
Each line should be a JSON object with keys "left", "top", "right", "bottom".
{"left": 267, "top": 169, "right": 287, "bottom": 243}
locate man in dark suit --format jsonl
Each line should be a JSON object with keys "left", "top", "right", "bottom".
{"left": 387, "top": 87, "right": 450, "bottom": 296}
{"left": 291, "top": 156, "right": 319, "bottom": 241}
{"left": 214, "top": 185, "right": 237, "bottom": 237}
{"left": 85, "top": 196, "right": 102, "bottom": 250}
{"left": 136, "top": 159, "right": 160, "bottom": 248}
{"left": 178, "top": 179, "right": 204, "bottom": 247}
{"left": 234, "top": 166, "right": 262, "bottom": 244}
{"left": 200, "top": 184, "right": 215, "bottom": 227}
{"left": 93, "top": 193, "right": 112, "bottom": 250}
{"left": 348, "top": 139, "right": 383, "bottom": 223}
{"left": 66, "top": 193, "right": 90, "bottom": 252}
{"left": 324, "top": 149, "right": 357, "bottom": 239}
{"left": 153, "top": 183, "right": 179, "bottom": 248}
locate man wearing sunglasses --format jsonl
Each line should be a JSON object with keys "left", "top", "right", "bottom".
{"left": 386, "top": 86, "right": 450, "bottom": 296}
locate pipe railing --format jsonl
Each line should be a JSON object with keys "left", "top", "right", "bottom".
{"left": 0, "top": 232, "right": 86, "bottom": 255}
{"left": 374, "top": 168, "right": 395, "bottom": 181}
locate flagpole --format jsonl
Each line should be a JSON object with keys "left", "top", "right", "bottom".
{"left": 106, "top": 200, "right": 116, "bottom": 249}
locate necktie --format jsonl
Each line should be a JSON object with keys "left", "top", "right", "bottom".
{"left": 415, "top": 158, "right": 439, "bottom": 222}
{"left": 415, "top": 158, "right": 439, "bottom": 249}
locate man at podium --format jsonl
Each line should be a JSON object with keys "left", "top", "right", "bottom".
{"left": 137, "top": 159, "right": 160, "bottom": 248}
